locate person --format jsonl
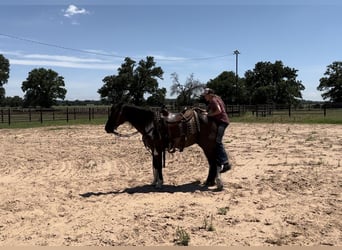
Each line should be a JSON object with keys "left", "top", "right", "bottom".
{"left": 202, "top": 88, "right": 232, "bottom": 173}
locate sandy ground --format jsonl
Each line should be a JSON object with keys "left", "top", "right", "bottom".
{"left": 0, "top": 122, "right": 341, "bottom": 246}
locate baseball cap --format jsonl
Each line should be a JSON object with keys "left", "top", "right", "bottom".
{"left": 202, "top": 88, "right": 214, "bottom": 95}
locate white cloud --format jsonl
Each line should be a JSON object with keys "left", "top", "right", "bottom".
{"left": 3, "top": 50, "right": 117, "bottom": 70}
{"left": 63, "top": 4, "right": 89, "bottom": 18}
{"left": 23, "top": 54, "right": 103, "bottom": 63}
{"left": 10, "top": 59, "right": 115, "bottom": 70}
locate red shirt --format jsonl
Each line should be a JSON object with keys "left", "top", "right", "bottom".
{"left": 208, "top": 95, "right": 230, "bottom": 125}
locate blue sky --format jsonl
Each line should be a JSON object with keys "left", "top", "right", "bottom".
{"left": 0, "top": 0, "right": 341, "bottom": 101}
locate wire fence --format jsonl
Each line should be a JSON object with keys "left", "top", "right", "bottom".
{"left": 0, "top": 103, "right": 341, "bottom": 126}
{"left": 0, "top": 106, "right": 110, "bottom": 125}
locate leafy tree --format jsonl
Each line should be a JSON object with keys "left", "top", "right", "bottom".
{"left": 21, "top": 68, "right": 67, "bottom": 108}
{"left": 244, "top": 61, "right": 304, "bottom": 105}
{"left": 98, "top": 75, "right": 131, "bottom": 104}
{"left": 2, "top": 96, "right": 23, "bottom": 107}
{"left": 170, "top": 72, "right": 204, "bottom": 107}
{"left": 146, "top": 87, "right": 167, "bottom": 106}
{"left": 131, "top": 56, "right": 164, "bottom": 105}
{"left": 0, "top": 54, "right": 10, "bottom": 103}
{"left": 206, "top": 71, "right": 247, "bottom": 104}
{"left": 98, "top": 56, "right": 164, "bottom": 105}
{"left": 317, "top": 61, "right": 342, "bottom": 102}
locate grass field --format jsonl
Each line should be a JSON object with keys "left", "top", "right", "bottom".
{"left": 232, "top": 109, "right": 342, "bottom": 124}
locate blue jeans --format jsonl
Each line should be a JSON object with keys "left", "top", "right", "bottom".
{"left": 216, "top": 122, "right": 229, "bottom": 166}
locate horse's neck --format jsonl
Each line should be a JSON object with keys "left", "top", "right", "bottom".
{"left": 129, "top": 120, "right": 153, "bottom": 135}
{"left": 124, "top": 107, "right": 154, "bottom": 136}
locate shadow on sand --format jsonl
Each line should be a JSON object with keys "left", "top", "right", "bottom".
{"left": 79, "top": 180, "right": 220, "bottom": 198}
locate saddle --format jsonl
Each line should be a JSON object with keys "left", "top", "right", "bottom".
{"left": 160, "top": 107, "right": 204, "bottom": 153}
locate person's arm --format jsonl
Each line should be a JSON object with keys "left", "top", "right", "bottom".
{"left": 207, "top": 99, "right": 222, "bottom": 117}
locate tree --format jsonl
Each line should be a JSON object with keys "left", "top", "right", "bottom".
{"left": 131, "top": 56, "right": 164, "bottom": 105}
{"left": 22, "top": 68, "right": 67, "bottom": 108}
{"left": 244, "top": 61, "right": 304, "bottom": 105}
{"left": 2, "top": 96, "right": 23, "bottom": 107}
{"left": 317, "top": 61, "right": 342, "bottom": 102}
{"left": 98, "top": 75, "right": 131, "bottom": 104}
{"left": 98, "top": 56, "right": 164, "bottom": 105}
{"left": 170, "top": 73, "right": 204, "bottom": 107}
{"left": 146, "top": 87, "right": 167, "bottom": 106}
{"left": 206, "top": 71, "right": 247, "bottom": 104}
{"left": 0, "top": 54, "right": 10, "bottom": 103}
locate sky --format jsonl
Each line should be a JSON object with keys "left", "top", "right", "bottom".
{"left": 0, "top": 0, "right": 341, "bottom": 101}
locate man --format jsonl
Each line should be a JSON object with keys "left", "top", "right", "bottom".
{"left": 202, "top": 88, "right": 232, "bottom": 173}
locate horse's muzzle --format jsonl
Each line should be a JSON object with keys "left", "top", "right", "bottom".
{"left": 105, "top": 124, "right": 115, "bottom": 133}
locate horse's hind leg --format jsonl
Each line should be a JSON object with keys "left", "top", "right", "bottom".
{"left": 205, "top": 158, "right": 217, "bottom": 186}
{"left": 204, "top": 157, "right": 223, "bottom": 190}
{"left": 215, "top": 166, "right": 223, "bottom": 191}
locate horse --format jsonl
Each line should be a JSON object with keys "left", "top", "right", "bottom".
{"left": 105, "top": 103, "right": 225, "bottom": 190}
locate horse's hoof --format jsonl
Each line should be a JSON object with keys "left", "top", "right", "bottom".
{"left": 216, "top": 183, "right": 224, "bottom": 191}
{"left": 204, "top": 180, "right": 215, "bottom": 187}
{"left": 154, "top": 180, "right": 163, "bottom": 189}
{"left": 216, "top": 179, "right": 223, "bottom": 191}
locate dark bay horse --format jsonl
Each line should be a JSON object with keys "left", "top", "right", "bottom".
{"left": 105, "top": 103, "right": 224, "bottom": 190}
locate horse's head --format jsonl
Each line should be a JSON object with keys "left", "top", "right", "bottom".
{"left": 105, "top": 103, "right": 125, "bottom": 133}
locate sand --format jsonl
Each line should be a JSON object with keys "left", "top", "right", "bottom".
{"left": 0, "top": 123, "right": 341, "bottom": 246}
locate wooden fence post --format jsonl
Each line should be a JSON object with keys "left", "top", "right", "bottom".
{"left": 66, "top": 107, "right": 69, "bottom": 122}
{"left": 40, "top": 109, "right": 43, "bottom": 123}
{"left": 256, "top": 105, "right": 259, "bottom": 117}
{"left": 288, "top": 105, "right": 291, "bottom": 117}
{"left": 8, "top": 108, "right": 11, "bottom": 125}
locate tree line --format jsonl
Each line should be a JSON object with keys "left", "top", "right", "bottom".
{"left": 1, "top": 54, "right": 341, "bottom": 108}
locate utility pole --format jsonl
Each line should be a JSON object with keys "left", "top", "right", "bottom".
{"left": 233, "top": 50, "right": 240, "bottom": 104}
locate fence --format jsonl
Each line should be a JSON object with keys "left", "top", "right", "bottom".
{"left": 0, "top": 107, "right": 110, "bottom": 125}
{"left": 248, "top": 104, "right": 328, "bottom": 117}
{"left": 0, "top": 103, "right": 340, "bottom": 126}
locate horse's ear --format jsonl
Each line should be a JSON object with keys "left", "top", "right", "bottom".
{"left": 113, "top": 102, "right": 123, "bottom": 110}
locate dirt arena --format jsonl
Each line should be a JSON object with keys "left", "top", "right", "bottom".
{"left": 0, "top": 122, "right": 341, "bottom": 246}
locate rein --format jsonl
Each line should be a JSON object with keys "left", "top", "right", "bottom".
{"left": 112, "top": 130, "right": 139, "bottom": 137}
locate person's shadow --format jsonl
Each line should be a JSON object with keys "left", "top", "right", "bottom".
{"left": 79, "top": 180, "right": 219, "bottom": 198}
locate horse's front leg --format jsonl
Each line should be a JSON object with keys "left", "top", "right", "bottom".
{"left": 151, "top": 148, "right": 163, "bottom": 188}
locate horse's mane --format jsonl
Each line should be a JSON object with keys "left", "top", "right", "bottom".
{"left": 122, "top": 104, "right": 155, "bottom": 127}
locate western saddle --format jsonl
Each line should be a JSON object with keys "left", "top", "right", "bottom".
{"left": 160, "top": 106, "right": 204, "bottom": 153}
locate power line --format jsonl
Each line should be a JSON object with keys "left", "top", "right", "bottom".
{"left": 0, "top": 32, "right": 233, "bottom": 62}
{"left": 0, "top": 33, "right": 127, "bottom": 59}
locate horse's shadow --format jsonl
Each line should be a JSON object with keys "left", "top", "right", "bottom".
{"left": 80, "top": 180, "right": 219, "bottom": 198}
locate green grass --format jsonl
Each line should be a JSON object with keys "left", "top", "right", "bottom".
{"left": 174, "top": 227, "right": 190, "bottom": 246}
{"left": 231, "top": 109, "right": 342, "bottom": 124}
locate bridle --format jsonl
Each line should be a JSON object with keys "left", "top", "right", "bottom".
{"left": 111, "top": 105, "right": 147, "bottom": 138}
